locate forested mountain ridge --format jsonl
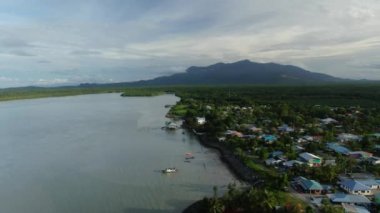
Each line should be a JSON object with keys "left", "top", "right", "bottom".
{"left": 81, "top": 60, "right": 348, "bottom": 87}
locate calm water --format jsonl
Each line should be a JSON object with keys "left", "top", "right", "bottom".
{"left": 0, "top": 93, "right": 236, "bottom": 213}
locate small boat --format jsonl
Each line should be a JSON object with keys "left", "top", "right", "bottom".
{"left": 185, "top": 152, "right": 195, "bottom": 159}
{"left": 163, "top": 121, "right": 179, "bottom": 130}
{"left": 162, "top": 168, "right": 178, "bottom": 173}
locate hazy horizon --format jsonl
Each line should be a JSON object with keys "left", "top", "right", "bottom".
{"left": 0, "top": 0, "right": 380, "bottom": 88}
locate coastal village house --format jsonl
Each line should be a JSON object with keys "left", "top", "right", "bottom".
{"left": 320, "top": 118, "right": 338, "bottom": 125}
{"left": 348, "top": 151, "right": 373, "bottom": 160}
{"left": 261, "top": 134, "right": 277, "bottom": 144}
{"left": 367, "top": 156, "right": 380, "bottom": 165}
{"left": 224, "top": 130, "right": 244, "bottom": 138}
{"left": 338, "top": 133, "right": 361, "bottom": 142}
{"left": 294, "top": 176, "right": 324, "bottom": 194}
{"left": 340, "top": 179, "right": 373, "bottom": 196}
{"left": 326, "top": 143, "right": 351, "bottom": 155}
{"left": 196, "top": 117, "right": 206, "bottom": 125}
{"left": 278, "top": 124, "right": 294, "bottom": 133}
{"left": 299, "top": 152, "right": 322, "bottom": 167}
{"left": 328, "top": 193, "right": 371, "bottom": 205}
{"left": 283, "top": 160, "right": 304, "bottom": 168}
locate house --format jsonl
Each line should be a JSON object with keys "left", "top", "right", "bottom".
{"left": 196, "top": 117, "right": 206, "bottom": 125}
{"left": 225, "top": 130, "right": 244, "bottom": 138}
{"left": 270, "top": 151, "right": 284, "bottom": 158}
{"left": 367, "top": 156, "right": 380, "bottom": 165}
{"left": 294, "top": 176, "right": 324, "bottom": 194}
{"left": 261, "top": 134, "right": 277, "bottom": 144}
{"left": 320, "top": 118, "right": 338, "bottom": 125}
{"left": 247, "top": 125, "right": 262, "bottom": 133}
{"left": 265, "top": 158, "right": 282, "bottom": 166}
{"left": 278, "top": 124, "right": 294, "bottom": 133}
{"left": 370, "top": 133, "right": 380, "bottom": 139}
{"left": 340, "top": 179, "right": 372, "bottom": 195}
{"left": 326, "top": 143, "right": 351, "bottom": 155}
{"left": 299, "top": 152, "right": 323, "bottom": 167}
{"left": 293, "top": 145, "right": 305, "bottom": 152}
{"left": 283, "top": 160, "right": 304, "bottom": 168}
{"left": 338, "top": 133, "right": 361, "bottom": 142}
{"left": 297, "top": 135, "right": 314, "bottom": 143}
{"left": 328, "top": 193, "right": 371, "bottom": 205}
{"left": 341, "top": 203, "right": 370, "bottom": 213}
{"left": 357, "top": 179, "right": 380, "bottom": 190}
{"left": 348, "top": 151, "right": 373, "bottom": 160}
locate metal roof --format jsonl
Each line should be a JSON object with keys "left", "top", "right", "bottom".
{"left": 328, "top": 193, "right": 371, "bottom": 204}
{"left": 341, "top": 179, "right": 371, "bottom": 191}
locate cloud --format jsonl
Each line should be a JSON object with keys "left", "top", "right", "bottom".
{"left": 37, "top": 60, "right": 51, "bottom": 63}
{"left": 0, "top": 38, "right": 33, "bottom": 48}
{"left": 9, "top": 50, "right": 35, "bottom": 57}
{"left": 70, "top": 50, "right": 102, "bottom": 55}
{"left": 0, "top": 0, "right": 380, "bottom": 88}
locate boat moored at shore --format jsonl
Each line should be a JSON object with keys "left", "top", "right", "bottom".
{"left": 162, "top": 168, "right": 178, "bottom": 173}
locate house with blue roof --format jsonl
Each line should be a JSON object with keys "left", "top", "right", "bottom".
{"left": 340, "top": 179, "right": 372, "bottom": 195}
{"left": 270, "top": 151, "right": 284, "bottom": 158}
{"left": 278, "top": 124, "right": 294, "bottom": 133}
{"left": 294, "top": 176, "right": 323, "bottom": 194}
{"left": 341, "top": 203, "right": 370, "bottom": 213}
{"left": 261, "top": 134, "right": 277, "bottom": 144}
{"left": 356, "top": 179, "right": 380, "bottom": 190}
{"left": 299, "top": 152, "right": 322, "bottom": 167}
{"left": 328, "top": 193, "right": 371, "bottom": 205}
{"left": 326, "top": 143, "right": 351, "bottom": 155}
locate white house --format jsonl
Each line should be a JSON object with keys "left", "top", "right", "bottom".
{"left": 338, "top": 133, "right": 361, "bottom": 142}
{"left": 196, "top": 117, "right": 206, "bottom": 125}
{"left": 299, "top": 152, "right": 323, "bottom": 167}
{"left": 320, "top": 118, "right": 338, "bottom": 125}
{"left": 367, "top": 156, "right": 380, "bottom": 165}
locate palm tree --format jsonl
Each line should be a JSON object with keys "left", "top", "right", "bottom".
{"left": 207, "top": 186, "right": 225, "bottom": 213}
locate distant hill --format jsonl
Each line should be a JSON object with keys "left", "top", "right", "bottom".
{"left": 81, "top": 60, "right": 347, "bottom": 87}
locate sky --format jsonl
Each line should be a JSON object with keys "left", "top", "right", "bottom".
{"left": 0, "top": 0, "right": 380, "bottom": 88}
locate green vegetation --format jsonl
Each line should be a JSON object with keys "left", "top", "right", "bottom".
{"left": 193, "top": 184, "right": 307, "bottom": 213}
{"left": 0, "top": 86, "right": 167, "bottom": 102}
{"left": 0, "top": 87, "right": 123, "bottom": 102}
{"left": 120, "top": 88, "right": 165, "bottom": 96}
{"left": 167, "top": 104, "right": 188, "bottom": 117}
{"left": 164, "top": 84, "right": 380, "bottom": 213}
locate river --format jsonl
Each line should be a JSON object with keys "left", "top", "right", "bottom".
{"left": 0, "top": 93, "right": 237, "bottom": 213}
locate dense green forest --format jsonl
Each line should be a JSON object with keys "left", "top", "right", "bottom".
{"left": 1, "top": 84, "right": 379, "bottom": 106}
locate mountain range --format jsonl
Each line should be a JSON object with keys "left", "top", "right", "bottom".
{"left": 80, "top": 60, "right": 348, "bottom": 87}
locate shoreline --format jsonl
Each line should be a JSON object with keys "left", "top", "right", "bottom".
{"left": 182, "top": 128, "right": 261, "bottom": 213}
{"left": 196, "top": 134, "right": 259, "bottom": 185}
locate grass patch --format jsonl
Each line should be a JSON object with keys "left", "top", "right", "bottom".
{"left": 245, "top": 160, "right": 278, "bottom": 178}
{"left": 277, "top": 191, "right": 308, "bottom": 210}
{"left": 168, "top": 104, "right": 188, "bottom": 117}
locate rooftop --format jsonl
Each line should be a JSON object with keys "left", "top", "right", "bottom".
{"left": 341, "top": 179, "right": 371, "bottom": 191}
{"left": 299, "top": 152, "right": 321, "bottom": 161}
{"left": 328, "top": 193, "right": 371, "bottom": 204}
{"left": 326, "top": 143, "right": 351, "bottom": 155}
{"left": 296, "top": 176, "right": 323, "bottom": 190}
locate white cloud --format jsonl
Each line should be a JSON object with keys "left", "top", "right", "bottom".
{"left": 0, "top": 0, "right": 380, "bottom": 87}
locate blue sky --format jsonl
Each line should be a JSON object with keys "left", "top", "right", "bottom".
{"left": 0, "top": 0, "right": 380, "bottom": 87}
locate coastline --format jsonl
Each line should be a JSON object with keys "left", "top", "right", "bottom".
{"left": 196, "top": 134, "right": 259, "bottom": 185}
{"left": 182, "top": 127, "right": 261, "bottom": 212}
